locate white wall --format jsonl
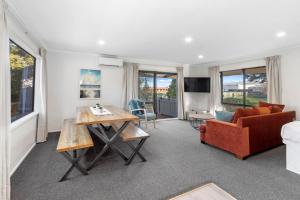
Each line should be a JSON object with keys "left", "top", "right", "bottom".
{"left": 139, "top": 64, "right": 177, "bottom": 73}
{"left": 7, "top": 11, "right": 41, "bottom": 174}
{"left": 47, "top": 51, "right": 184, "bottom": 132}
{"left": 281, "top": 48, "right": 300, "bottom": 118}
{"left": 220, "top": 59, "right": 265, "bottom": 71}
{"left": 47, "top": 51, "right": 124, "bottom": 132}
{"left": 10, "top": 115, "right": 37, "bottom": 174}
{"left": 184, "top": 65, "right": 210, "bottom": 112}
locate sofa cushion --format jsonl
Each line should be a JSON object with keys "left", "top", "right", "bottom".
{"left": 270, "top": 105, "right": 284, "bottom": 113}
{"left": 232, "top": 108, "right": 260, "bottom": 123}
{"left": 215, "top": 110, "right": 234, "bottom": 122}
{"left": 259, "top": 101, "right": 285, "bottom": 113}
{"left": 255, "top": 107, "right": 271, "bottom": 115}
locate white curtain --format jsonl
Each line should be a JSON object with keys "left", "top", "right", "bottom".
{"left": 209, "top": 66, "right": 221, "bottom": 114}
{"left": 121, "top": 62, "right": 139, "bottom": 109}
{"left": 265, "top": 55, "right": 282, "bottom": 103}
{"left": 0, "top": 0, "right": 11, "bottom": 199}
{"left": 177, "top": 67, "right": 185, "bottom": 119}
{"left": 36, "top": 48, "right": 48, "bottom": 143}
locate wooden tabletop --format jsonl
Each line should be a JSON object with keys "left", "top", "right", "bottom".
{"left": 75, "top": 105, "right": 139, "bottom": 125}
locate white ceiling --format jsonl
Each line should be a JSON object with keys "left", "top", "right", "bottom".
{"left": 8, "top": 0, "right": 300, "bottom": 64}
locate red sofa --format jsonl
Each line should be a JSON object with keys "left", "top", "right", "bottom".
{"left": 200, "top": 111, "right": 296, "bottom": 159}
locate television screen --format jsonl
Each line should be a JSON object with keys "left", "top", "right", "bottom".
{"left": 184, "top": 77, "right": 210, "bottom": 93}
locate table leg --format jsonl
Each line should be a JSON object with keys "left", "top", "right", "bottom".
{"left": 86, "top": 121, "right": 130, "bottom": 170}
{"left": 125, "top": 138, "right": 148, "bottom": 166}
{"left": 59, "top": 149, "right": 89, "bottom": 182}
{"left": 126, "top": 142, "right": 146, "bottom": 162}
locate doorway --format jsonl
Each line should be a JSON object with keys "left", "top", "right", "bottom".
{"left": 138, "top": 71, "right": 178, "bottom": 119}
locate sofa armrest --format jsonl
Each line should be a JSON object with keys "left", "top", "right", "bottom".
{"left": 202, "top": 119, "right": 250, "bottom": 158}
{"left": 236, "top": 111, "right": 296, "bottom": 154}
{"left": 207, "top": 119, "right": 238, "bottom": 128}
{"left": 205, "top": 120, "right": 242, "bottom": 139}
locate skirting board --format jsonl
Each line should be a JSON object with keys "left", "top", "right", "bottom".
{"left": 10, "top": 143, "right": 36, "bottom": 176}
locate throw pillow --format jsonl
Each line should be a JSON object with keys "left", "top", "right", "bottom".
{"left": 271, "top": 105, "right": 284, "bottom": 113}
{"left": 259, "top": 101, "right": 285, "bottom": 113}
{"left": 255, "top": 107, "right": 271, "bottom": 115}
{"left": 232, "top": 108, "right": 260, "bottom": 123}
{"left": 215, "top": 110, "right": 234, "bottom": 122}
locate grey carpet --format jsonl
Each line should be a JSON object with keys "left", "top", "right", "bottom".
{"left": 11, "top": 120, "right": 300, "bottom": 200}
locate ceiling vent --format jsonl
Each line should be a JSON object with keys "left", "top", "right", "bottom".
{"left": 98, "top": 57, "right": 123, "bottom": 67}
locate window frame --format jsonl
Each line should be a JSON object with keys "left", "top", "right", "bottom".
{"left": 220, "top": 66, "right": 266, "bottom": 107}
{"left": 9, "top": 39, "right": 37, "bottom": 122}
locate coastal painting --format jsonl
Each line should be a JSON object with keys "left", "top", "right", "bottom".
{"left": 79, "top": 69, "right": 101, "bottom": 99}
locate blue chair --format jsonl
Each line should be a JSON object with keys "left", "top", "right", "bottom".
{"left": 128, "top": 99, "right": 156, "bottom": 128}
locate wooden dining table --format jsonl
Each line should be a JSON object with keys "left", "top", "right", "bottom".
{"left": 75, "top": 105, "right": 139, "bottom": 170}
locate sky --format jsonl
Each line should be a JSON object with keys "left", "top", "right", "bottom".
{"left": 140, "top": 77, "right": 173, "bottom": 87}
{"left": 223, "top": 75, "right": 243, "bottom": 84}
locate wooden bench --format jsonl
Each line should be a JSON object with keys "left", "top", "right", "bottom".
{"left": 111, "top": 122, "right": 150, "bottom": 165}
{"left": 56, "top": 119, "right": 94, "bottom": 181}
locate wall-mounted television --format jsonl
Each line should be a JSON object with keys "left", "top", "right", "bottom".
{"left": 184, "top": 77, "right": 210, "bottom": 93}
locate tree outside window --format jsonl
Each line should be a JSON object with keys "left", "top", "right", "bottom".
{"left": 10, "top": 40, "right": 36, "bottom": 122}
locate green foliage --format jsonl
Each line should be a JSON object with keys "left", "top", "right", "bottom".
{"left": 10, "top": 42, "right": 34, "bottom": 70}
{"left": 139, "top": 77, "right": 152, "bottom": 102}
{"left": 166, "top": 79, "right": 176, "bottom": 99}
{"left": 223, "top": 97, "right": 244, "bottom": 105}
{"left": 246, "top": 73, "right": 266, "bottom": 83}
{"left": 9, "top": 41, "right": 35, "bottom": 102}
{"left": 223, "top": 96, "right": 267, "bottom": 106}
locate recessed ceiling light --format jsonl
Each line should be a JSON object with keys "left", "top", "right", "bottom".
{"left": 198, "top": 55, "right": 204, "bottom": 59}
{"left": 184, "top": 37, "right": 193, "bottom": 43}
{"left": 98, "top": 40, "right": 105, "bottom": 45}
{"left": 276, "top": 32, "right": 286, "bottom": 38}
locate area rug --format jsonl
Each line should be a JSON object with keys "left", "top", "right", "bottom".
{"left": 168, "top": 183, "right": 237, "bottom": 200}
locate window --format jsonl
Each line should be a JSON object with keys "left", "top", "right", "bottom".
{"left": 9, "top": 40, "right": 36, "bottom": 122}
{"left": 221, "top": 67, "right": 267, "bottom": 108}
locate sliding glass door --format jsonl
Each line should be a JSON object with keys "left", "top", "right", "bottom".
{"left": 138, "top": 71, "right": 177, "bottom": 119}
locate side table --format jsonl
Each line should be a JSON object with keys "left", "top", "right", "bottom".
{"left": 188, "top": 113, "right": 215, "bottom": 130}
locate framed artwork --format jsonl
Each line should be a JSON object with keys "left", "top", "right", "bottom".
{"left": 79, "top": 68, "right": 101, "bottom": 99}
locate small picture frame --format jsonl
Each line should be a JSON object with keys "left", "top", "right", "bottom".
{"left": 79, "top": 68, "right": 101, "bottom": 99}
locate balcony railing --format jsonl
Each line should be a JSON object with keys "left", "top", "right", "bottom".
{"left": 156, "top": 98, "right": 177, "bottom": 118}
